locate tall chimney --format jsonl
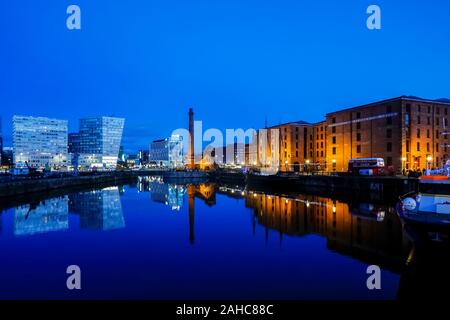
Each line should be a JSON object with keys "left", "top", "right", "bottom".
{"left": 188, "top": 108, "right": 194, "bottom": 169}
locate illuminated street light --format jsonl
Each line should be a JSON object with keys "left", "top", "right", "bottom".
{"left": 331, "top": 159, "right": 336, "bottom": 172}
{"left": 401, "top": 157, "right": 407, "bottom": 174}
{"left": 426, "top": 155, "right": 433, "bottom": 175}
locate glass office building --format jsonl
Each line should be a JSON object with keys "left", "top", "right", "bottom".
{"left": 149, "top": 134, "right": 184, "bottom": 168}
{"left": 13, "top": 115, "right": 69, "bottom": 169}
{"left": 69, "top": 116, "right": 125, "bottom": 170}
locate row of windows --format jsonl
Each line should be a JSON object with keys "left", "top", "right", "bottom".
{"left": 410, "top": 104, "right": 448, "bottom": 115}
{"left": 330, "top": 142, "right": 447, "bottom": 155}
{"left": 416, "top": 116, "right": 449, "bottom": 126}
{"left": 405, "top": 141, "right": 442, "bottom": 153}
{"left": 330, "top": 128, "right": 446, "bottom": 143}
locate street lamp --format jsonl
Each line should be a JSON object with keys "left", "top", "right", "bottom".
{"left": 332, "top": 159, "right": 336, "bottom": 172}
{"left": 285, "top": 160, "right": 288, "bottom": 172}
{"left": 426, "top": 156, "right": 433, "bottom": 176}
{"left": 401, "top": 157, "right": 407, "bottom": 174}
{"left": 305, "top": 159, "right": 310, "bottom": 174}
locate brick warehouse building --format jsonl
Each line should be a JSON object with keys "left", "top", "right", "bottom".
{"left": 257, "top": 96, "right": 450, "bottom": 173}
{"left": 326, "top": 96, "right": 450, "bottom": 173}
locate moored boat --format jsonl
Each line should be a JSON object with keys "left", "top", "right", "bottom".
{"left": 397, "top": 176, "right": 450, "bottom": 235}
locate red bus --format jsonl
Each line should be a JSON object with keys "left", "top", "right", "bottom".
{"left": 348, "top": 158, "right": 385, "bottom": 176}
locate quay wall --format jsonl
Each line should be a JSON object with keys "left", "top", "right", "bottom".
{"left": 0, "top": 172, "right": 140, "bottom": 198}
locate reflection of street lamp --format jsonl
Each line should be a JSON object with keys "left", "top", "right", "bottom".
{"left": 426, "top": 156, "right": 433, "bottom": 175}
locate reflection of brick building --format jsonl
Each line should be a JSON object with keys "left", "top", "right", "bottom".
{"left": 245, "top": 192, "right": 407, "bottom": 269}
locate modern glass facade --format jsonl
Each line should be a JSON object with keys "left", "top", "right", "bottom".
{"left": 149, "top": 135, "right": 184, "bottom": 168}
{"left": 70, "top": 116, "right": 125, "bottom": 170}
{"left": 13, "top": 115, "right": 68, "bottom": 169}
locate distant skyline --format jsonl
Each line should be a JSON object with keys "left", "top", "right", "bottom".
{"left": 1, "top": 0, "right": 450, "bottom": 153}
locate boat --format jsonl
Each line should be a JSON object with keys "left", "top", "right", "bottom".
{"left": 397, "top": 176, "right": 450, "bottom": 238}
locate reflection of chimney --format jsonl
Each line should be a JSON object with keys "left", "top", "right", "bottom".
{"left": 188, "top": 108, "right": 194, "bottom": 169}
{"left": 188, "top": 186, "right": 195, "bottom": 244}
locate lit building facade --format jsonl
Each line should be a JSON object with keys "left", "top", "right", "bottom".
{"left": 149, "top": 135, "right": 184, "bottom": 168}
{"left": 13, "top": 115, "right": 68, "bottom": 169}
{"left": 326, "top": 96, "right": 450, "bottom": 172}
{"left": 255, "top": 96, "right": 450, "bottom": 173}
{"left": 258, "top": 121, "right": 318, "bottom": 172}
{"left": 69, "top": 116, "right": 125, "bottom": 170}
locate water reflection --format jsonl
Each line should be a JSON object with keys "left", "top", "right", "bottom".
{"left": 136, "top": 178, "right": 409, "bottom": 271}
{"left": 2, "top": 177, "right": 449, "bottom": 299}
{"left": 242, "top": 190, "right": 407, "bottom": 271}
{"left": 69, "top": 187, "right": 124, "bottom": 230}
{"left": 142, "top": 176, "right": 186, "bottom": 211}
{"left": 14, "top": 197, "right": 69, "bottom": 236}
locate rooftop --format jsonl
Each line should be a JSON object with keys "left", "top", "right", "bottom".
{"left": 268, "top": 120, "right": 311, "bottom": 128}
{"left": 326, "top": 95, "right": 450, "bottom": 116}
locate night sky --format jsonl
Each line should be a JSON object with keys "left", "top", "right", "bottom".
{"left": 1, "top": 0, "right": 449, "bottom": 152}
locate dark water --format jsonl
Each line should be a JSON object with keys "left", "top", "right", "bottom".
{"left": 0, "top": 176, "right": 435, "bottom": 300}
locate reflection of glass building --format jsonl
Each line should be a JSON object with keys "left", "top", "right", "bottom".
{"left": 69, "top": 117, "right": 125, "bottom": 170}
{"left": 14, "top": 197, "right": 69, "bottom": 236}
{"left": 69, "top": 187, "right": 124, "bottom": 230}
{"left": 149, "top": 135, "right": 184, "bottom": 168}
{"left": 148, "top": 179, "right": 185, "bottom": 210}
{"left": 13, "top": 115, "right": 69, "bottom": 169}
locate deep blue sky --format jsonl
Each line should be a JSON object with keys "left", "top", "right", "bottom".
{"left": 1, "top": 0, "right": 449, "bottom": 152}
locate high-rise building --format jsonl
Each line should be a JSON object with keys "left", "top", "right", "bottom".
{"left": 149, "top": 135, "right": 184, "bottom": 168}
{"left": 12, "top": 115, "right": 68, "bottom": 169}
{"left": 69, "top": 116, "right": 125, "bottom": 170}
